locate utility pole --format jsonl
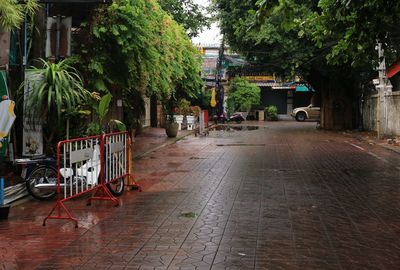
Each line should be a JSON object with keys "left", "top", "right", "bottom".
{"left": 215, "top": 36, "right": 225, "bottom": 117}
{"left": 375, "top": 42, "right": 392, "bottom": 139}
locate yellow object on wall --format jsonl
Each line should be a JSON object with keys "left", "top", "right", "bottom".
{"left": 211, "top": 88, "right": 217, "bottom": 107}
{"left": 0, "top": 100, "right": 16, "bottom": 152}
{"left": 0, "top": 100, "right": 16, "bottom": 138}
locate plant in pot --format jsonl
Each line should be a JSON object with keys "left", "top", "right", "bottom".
{"left": 0, "top": 177, "right": 10, "bottom": 220}
{"left": 265, "top": 105, "right": 278, "bottom": 121}
{"left": 86, "top": 92, "right": 112, "bottom": 135}
{"left": 178, "top": 98, "right": 192, "bottom": 130}
{"left": 86, "top": 92, "right": 126, "bottom": 135}
{"left": 163, "top": 98, "right": 179, "bottom": 138}
{"left": 20, "top": 58, "right": 90, "bottom": 154}
{"left": 191, "top": 105, "right": 201, "bottom": 116}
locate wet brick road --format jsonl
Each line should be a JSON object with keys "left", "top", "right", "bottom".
{"left": 1, "top": 121, "right": 400, "bottom": 269}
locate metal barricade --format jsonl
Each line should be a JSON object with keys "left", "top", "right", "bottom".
{"left": 59, "top": 136, "right": 101, "bottom": 199}
{"left": 102, "top": 132, "right": 141, "bottom": 191}
{"left": 43, "top": 132, "right": 139, "bottom": 227}
{"left": 104, "top": 132, "right": 128, "bottom": 187}
{"left": 126, "top": 135, "right": 142, "bottom": 190}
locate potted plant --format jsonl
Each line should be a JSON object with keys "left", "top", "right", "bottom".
{"left": 165, "top": 115, "right": 179, "bottom": 137}
{"left": 265, "top": 105, "right": 279, "bottom": 121}
{"left": 178, "top": 99, "right": 192, "bottom": 130}
{"left": 163, "top": 99, "right": 179, "bottom": 137}
{"left": 21, "top": 58, "right": 90, "bottom": 153}
{"left": 191, "top": 106, "right": 202, "bottom": 117}
{"left": 0, "top": 177, "right": 10, "bottom": 220}
{"left": 86, "top": 92, "right": 112, "bottom": 135}
{"left": 86, "top": 92, "right": 127, "bottom": 135}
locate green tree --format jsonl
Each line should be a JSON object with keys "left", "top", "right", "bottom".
{"left": 214, "top": 0, "right": 400, "bottom": 129}
{"left": 227, "top": 77, "right": 260, "bottom": 113}
{"left": 158, "top": 0, "right": 211, "bottom": 37}
{"left": 75, "top": 0, "right": 203, "bottom": 129}
{"left": 306, "top": 0, "right": 400, "bottom": 68}
{"left": 0, "top": 0, "right": 38, "bottom": 30}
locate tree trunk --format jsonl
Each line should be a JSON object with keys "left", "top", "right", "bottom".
{"left": 308, "top": 69, "right": 356, "bottom": 130}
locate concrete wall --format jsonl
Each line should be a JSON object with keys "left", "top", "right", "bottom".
{"left": 363, "top": 92, "right": 400, "bottom": 136}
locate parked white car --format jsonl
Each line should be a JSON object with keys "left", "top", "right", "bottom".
{"left": 291, "top": 105, "right": 320, "bottom": 121}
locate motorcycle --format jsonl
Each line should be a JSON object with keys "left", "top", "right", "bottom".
{"left": 212, "top": 113, "right": 228, "bottom": 124}
{"left": 15, "top": 155, "right": 58, "bottom": 201}
{"left": 228, "top": 112, "right": 245, "bottom": 123}
{"left": 16, "top": 147, "right": 124, "bottom": 201}
{"left": 212, "top": 112, "right": 245, "bottom": 124}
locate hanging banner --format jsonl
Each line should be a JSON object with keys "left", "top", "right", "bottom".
{"left": 23, "top": 71, "right": 43, "bottom": 156}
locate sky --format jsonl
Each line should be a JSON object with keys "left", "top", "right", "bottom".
{"left": 191, "top": 0, "right": 222, "bottom": 46}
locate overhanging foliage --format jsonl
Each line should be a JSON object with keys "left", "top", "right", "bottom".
{"left": 74, "top": 0, "right": 204, "bottom": 127}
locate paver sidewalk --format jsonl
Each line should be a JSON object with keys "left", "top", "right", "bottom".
{"left": 2, "top": 122, "right": 400, "bottom": 269}
{"left": 132, "top": 128, "right": 193, "bottom": 159}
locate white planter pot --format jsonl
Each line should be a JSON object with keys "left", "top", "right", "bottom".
{"left": 175, "top": 115, "right": 184, "bottom": 130}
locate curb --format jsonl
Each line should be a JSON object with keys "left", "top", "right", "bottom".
{"left": 132, "top": 123, "right": 219, "bottom": 160}
{"left": 133, "top": 130, "right": 195, "bottom": 160}
{"left": 345, "top": 132, "right": 400, "bottom": 155}
{"left": 377, "top": 143, "right": 400, "bottom": 155}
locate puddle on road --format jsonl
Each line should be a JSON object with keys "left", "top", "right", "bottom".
{"left": 216, "top": 143, "right": 266, "bottom": 147}
{"left": 180, "top": 212, "right": 198, "bottom": 218}
{"left": 208, "top": 125, "right": 261, "bottom": 132}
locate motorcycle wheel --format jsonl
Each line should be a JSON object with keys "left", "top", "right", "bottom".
{"left": 106, "top": 178, "right": 125, "bottom": 196}
{"left": 25, "top": 166, "right": 57, "bottom": 201}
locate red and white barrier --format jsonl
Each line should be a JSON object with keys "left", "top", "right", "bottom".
{"left": 104, "top": 132, "right": 128, "bottom": 187}
{"left": 43, "top": 132, "right": 140, "bottom": 227}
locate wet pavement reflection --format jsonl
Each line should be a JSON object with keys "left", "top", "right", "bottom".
{"left": 2, "top": 121, "right": 400, "bottom": 269}
{"left": 208, "top": 124, "right": 261, "bottom": 132}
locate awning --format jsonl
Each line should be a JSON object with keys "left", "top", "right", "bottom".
{"left": 387, "top": 59, "right": 400, "bottom": 79}
{"left": 296, "top": 85, "right": 314, "bottom": 92}
{"left": 272, "top": 85, "right": 296, "bottom": 90}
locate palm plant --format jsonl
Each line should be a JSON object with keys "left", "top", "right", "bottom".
{"left": 0, "top": 0, "right": 38, "bottom": 31}
{"left": 22, "top": 58, "right": 90, "bottom": 152}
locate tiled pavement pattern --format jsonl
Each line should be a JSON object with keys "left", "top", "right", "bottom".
{"left": 2, "top": 121, "right": 400, "bottom": 269}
